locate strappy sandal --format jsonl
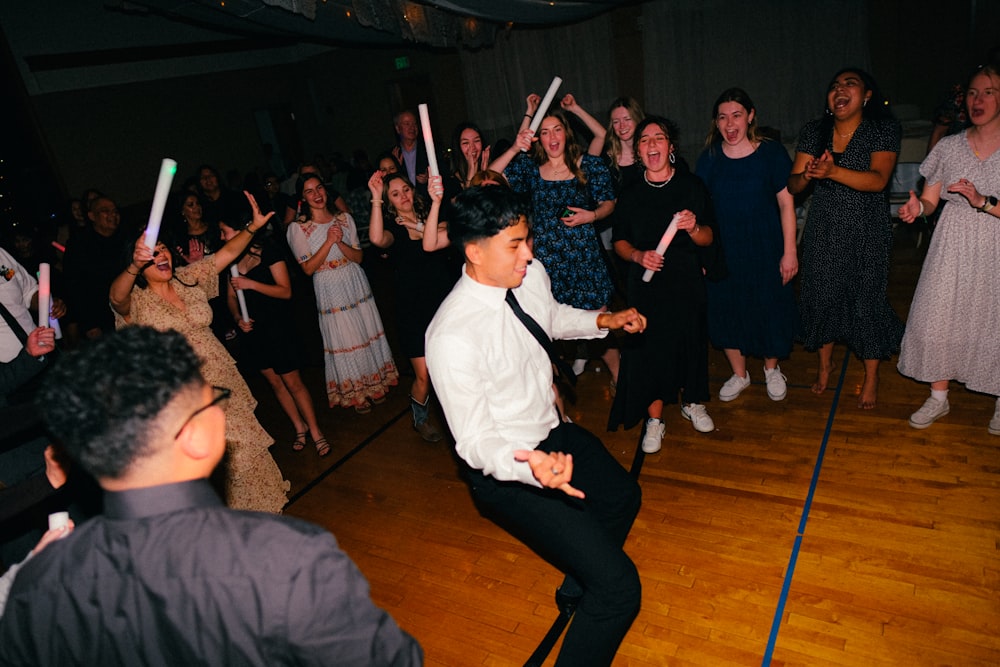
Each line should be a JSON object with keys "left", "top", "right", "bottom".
{"left": 292, "top": 431, "right": 307, "bottom": 451}
{"left": 354, "top": 401, "right": 372, "bottom": 415}
{"left": 314, "top": 437, "right": 331, "bottom": 457}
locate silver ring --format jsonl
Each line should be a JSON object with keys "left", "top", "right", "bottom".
{"left": 551, "top": 468, "right": 561, "bottom": 476}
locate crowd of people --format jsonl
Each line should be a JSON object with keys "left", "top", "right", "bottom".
{"left": 2, "top": 57, "right": 999, "bottom": 664}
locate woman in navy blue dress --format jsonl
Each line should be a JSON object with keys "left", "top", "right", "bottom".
{"left": 696, "top": 88, "right": 798, "bottom": 403}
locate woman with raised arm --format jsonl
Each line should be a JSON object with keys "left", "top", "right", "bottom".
{"left": 490, "top": 94, "right": 618, "bottom": 383}
{"left": 109, "top": 191, "right": 289, "bottom": 514}
{"left": 218, "top": 219, "right": 329, "bottom": 457}
{"left": 287, "top": 174, "right": 398, "bottom": 414}
{"left": 696, "top": 87, "right": 798, "bottom": 404}
{"left": 897, "top": 64, "right": 1000, "bottom": 435}
{"left": 787, "top": 67, "right": 902, "bottom": 410}
{"left": 367, "top": 170, "right": 454, "bottom": 441}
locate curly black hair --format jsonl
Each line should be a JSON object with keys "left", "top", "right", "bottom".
{"left": 36, "top": 326, "right": 204, "bottom": 479}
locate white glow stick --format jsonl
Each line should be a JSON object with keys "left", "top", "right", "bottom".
{"left": 37, "top": 263, "right": 50, "bottom": 329}
{"left": 48, "top": 512, "right": 70, "bottom": 530}
{"left": 144, "top": 158, "right": 178, "bottom": 252}
{"left": 417, "top": 104, "right": 440, "bottom": 177}
{"left": 528, "top": 76, "right": 563, "bottom": 134}
{"left": 49, "top": 305, "right": 62, "bottom": 340}
{"left": 641, "top": 213, "right": 680, "bottom": 283}
{"left": 230, "top": 265, "right": 250, "bottom": 322}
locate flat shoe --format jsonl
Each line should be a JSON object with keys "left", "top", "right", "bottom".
{"left": 354, "top": 401, "right": 372, "bottom": 415}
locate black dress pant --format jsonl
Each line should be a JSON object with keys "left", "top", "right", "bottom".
{"left": 466, "top": 422, "right": 641, "bottom": 667}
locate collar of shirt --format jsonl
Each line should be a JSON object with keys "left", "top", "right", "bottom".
{"left": 104, "top": 479, "right": 223, "bottom": 520}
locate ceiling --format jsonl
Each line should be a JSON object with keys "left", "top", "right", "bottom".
{"left": 122, "top": 0, "right": 630, "bottom": 49}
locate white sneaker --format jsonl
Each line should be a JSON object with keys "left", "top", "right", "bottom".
{"left": 908, "top": 396, "right": 950, "bottom": 429}
{"left": 763, "top": 366, "right": 788, "bottom": 401}
{"left": 642, "top": 418, "right": 665, "bottom": 453}
{"left": 718, "top": 372, "right": 751, "bottom": 402}
{"left": 571, "top": 358, "right": 587, "bottom": 376}
{"left": 681, "top": 403, "right": 715, "bottom": 433}
{"left": 989, "top": 399, "right": 1000, "bottom": 436}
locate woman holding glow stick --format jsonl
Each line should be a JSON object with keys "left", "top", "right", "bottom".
{"left": 608, "top": 116, "right": 718, "bottom": 452}
{"left": 490, "top": 94, "right": 617, "bottom": 381}
{"left": 367, "top": 170, "right": 454, "bottom": 441}
{"left": 218, "top": 220, "right": 329, "bottom": 456}
{"left": 109, "top": 190, "right": 289, "bottom": 513}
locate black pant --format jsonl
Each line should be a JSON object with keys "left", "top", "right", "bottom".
{"left": 466, "top": 422, "right": 641, "bottom": 667}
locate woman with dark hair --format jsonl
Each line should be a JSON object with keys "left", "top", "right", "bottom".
{"left": 109, "top": 191, "right": 289, "bottom": 514}
{"left": 447, "top": 122, "right": 490, "bottom": 197}
{"left": 696, "top": 87, "right": 798, "bottom": 403}
{"left": 608, "top": 116, "right": 719, "bottom": 451}
{"left": 604, "top": 96, "right": 646, "bottom": 194}
{"left": 490, "top": 98, "right": 617, "bottom": 380}
{"left": 788, "top": 67, "right": 902, "bottom": 410}
{"left": 218, "top": 219, "right": 329, "bottom": 456}
{"left": 367, "top": 171, "right": 454, "bottom": 440}
{"left": 897, "top": 64, "right": 1000, "bottom": 435}
{"left": 167, "top": 191, "right": 221, "bottom": 265}
{"left": 286, "top": 173, "right": 398, "bottom": 413}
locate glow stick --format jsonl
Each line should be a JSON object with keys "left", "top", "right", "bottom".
{"left": 144, "top": 158, "right": 178, "bottom": 252}
{"left": 641, "top": 213, "right": 680, "bottom": 283}
{"left": 417, "top": 104, "right": 440, "bottom": 177}
{"left": 49, "top": 306, "right": 62, "bottom": 339}
{"left": 37, "top": 263, "right": 50, "bottom": 329}
{"left": 48, "top": 512, "right": 70, "bottom": 530}
{"left": 230, "top": 265, "right": 250, "bottom": 322}
{"left": 528, "top": 77, "right": 563, "bottom": 134}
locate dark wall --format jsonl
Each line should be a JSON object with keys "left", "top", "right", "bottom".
{"left": 29, "top": 44, "right": 466, "bottom": 208}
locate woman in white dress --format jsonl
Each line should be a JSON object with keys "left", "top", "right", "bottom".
{"left": 897, "top": 64, "right": 1000, "bottom": 435}
{"left": 286, "top": 174, "right": 398, "bottom": 413}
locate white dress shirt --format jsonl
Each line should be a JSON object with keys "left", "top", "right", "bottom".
{"left": 0, "top": 248, "right": 39, "bottom": 363}
{"left": 425, "top": 261, "right": 606, "bottom": 487}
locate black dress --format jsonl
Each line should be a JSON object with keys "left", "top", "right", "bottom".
{"left": 608, "top": 170, "right": 717, "bottom": 431}
{"left": 234, "top": 239, "right": 301, "bottom": 375}
{"left": 389, "top": 225, "right": 456, "bottom": 360}
{"left": 795, "top": 118, "right": 904, "bottom": 359}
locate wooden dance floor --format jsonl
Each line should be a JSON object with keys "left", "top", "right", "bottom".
{"left": 252, "top": 224, "right": 999, "bottom": 666}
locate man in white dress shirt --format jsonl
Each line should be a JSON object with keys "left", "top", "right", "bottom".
{"left": 425, "top": 186, "right": 646, "bottom": 667}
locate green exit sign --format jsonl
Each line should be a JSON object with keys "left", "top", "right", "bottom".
{"left": 394, "top": 56, "right": 410, "bottom": 70}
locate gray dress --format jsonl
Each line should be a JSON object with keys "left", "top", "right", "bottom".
{"left": 897, "top": 131, "right": 1000, "bottom": 395}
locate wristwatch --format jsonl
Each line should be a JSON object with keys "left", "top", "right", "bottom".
{"left": 978, "top": 195, "right": 997, "bottom": 213}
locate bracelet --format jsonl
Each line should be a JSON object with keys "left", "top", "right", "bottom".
{"left": 243, "top": 226, "right": 257, "bottom": 236}
{"left": 524, "top": 113, "right": 533, "bottom": 119}
{"left": 126, "top": 267, "right": 139, "bottom": 276}
{"left": 917, "top": 200, "right": 925, "bottom": 217}
{"left": 371, "top": 199, "right": 383, "bottom": 205}
{"left": 978, "top": 195, "right": 997, "bottom": 213}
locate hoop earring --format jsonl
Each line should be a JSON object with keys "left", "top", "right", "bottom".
{"left": 669, "top": 152, "right": 676, "bottom": 165}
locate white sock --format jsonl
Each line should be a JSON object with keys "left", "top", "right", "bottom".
{"left": 647, "top": 417, "right": 662, "bottom": 425}
{"left": 931, "top": 388, "right": 949, "bottom": 402}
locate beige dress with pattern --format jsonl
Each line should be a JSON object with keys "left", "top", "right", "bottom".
{"left": 115, "top": 257, "right": 289, "bottom": 513}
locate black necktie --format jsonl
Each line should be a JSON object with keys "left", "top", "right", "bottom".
{"left": 505, "top": 288, "right": 576, "bottom": 386}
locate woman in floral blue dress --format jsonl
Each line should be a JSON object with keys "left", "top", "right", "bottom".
{"left": 491, "top": 102, "right": 617, "bottom": 378}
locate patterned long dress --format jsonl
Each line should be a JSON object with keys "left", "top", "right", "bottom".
{"left": 505, "top": 153, "right": 615, "bottom": 309}
{"left": 795, "top": 117, "right": 904, "bottom": 359}
{"left": 116, "top": 257, "right": 289, "bottom": 514}
{"left": 286, "top": 214, "right": 398, "bottom": 408}
{"left": 897, "top": 131, "right": 1000, "bottom": 395}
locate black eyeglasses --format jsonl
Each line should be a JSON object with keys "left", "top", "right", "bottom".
{"left": 174, "top": 386, "right": 230, "bottom": 438}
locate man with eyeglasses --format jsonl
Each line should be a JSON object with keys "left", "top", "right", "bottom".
{"left": 0, "top": 326, "right": 423, "bottom": 666}
{"left": 62, "top": 195, "right": 125, "bottom": 339}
